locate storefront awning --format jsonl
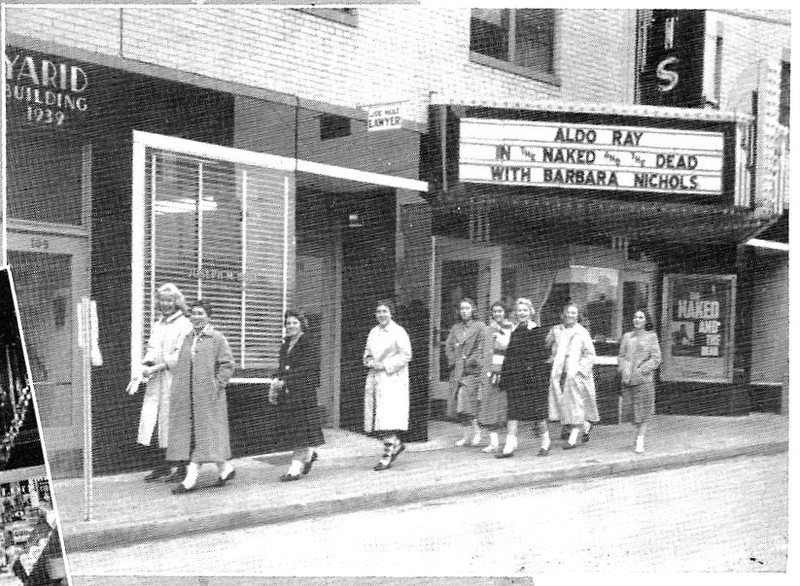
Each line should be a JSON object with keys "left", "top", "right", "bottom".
{"left": 433, "top": 186, "right": 774, "bottom": 246}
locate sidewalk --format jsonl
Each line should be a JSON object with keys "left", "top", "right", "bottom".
{"left": 52, "top": 413, "right": 788, "bottom": 553}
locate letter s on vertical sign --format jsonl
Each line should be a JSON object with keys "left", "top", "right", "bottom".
{"left": 656, "top": 56, "right": 679, "bottom": 92}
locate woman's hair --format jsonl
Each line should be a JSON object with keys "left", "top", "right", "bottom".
{"left": 515, "top": 297, "right": 535, "bottom": 314}
{"left": 490, "top": 300, "right": 507, "bottom": 315}
{"left": 375, "top": 299, "right": 394, "bottom": 315}
{"left": 458, "top": 297, "right": 478, "bottom": 320}
{"left": 633, "top": 308, "right": 654, "bottom": 331}
{"left": 189, "top": 299, "right": 212, "bottom": 318}
{"left": 157, "top": 283, "right": 188, "bottom": 313}
{"left": 284, "top": 309, "right": 309, "bottom": 331}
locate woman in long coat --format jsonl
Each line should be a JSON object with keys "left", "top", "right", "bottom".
{"left": 132, "top": 283, "right": 192, "bottom": 482}
{"left": 496, "top": 298, "right": 552, "bottom": 458}
{"left": 269, "top": 309, "right": 325, "bottom": 481}
{"left": 363, "top": 300, "right": 412, "bottom": 471}
{"left": 167, "top": 300, "right": 236, "bottom": 494}
{"left": 445, "top": 298, "right": 487, "bottom": 447}
{"left": 548, "top": 303, "right": 599, "bottom": 449}
{"left": 477, "top": 301, "right": 512, "bottom": 453}
{"left": 618, "top": 309, "right": 662, "bottom": 453}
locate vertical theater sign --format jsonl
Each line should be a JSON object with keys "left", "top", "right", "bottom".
{"left": 661, "top": 274, "right": 736, "bottom": 383}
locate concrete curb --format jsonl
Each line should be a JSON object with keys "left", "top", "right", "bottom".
{"left": 62, "top": 440, "right": 787, "bottom": 553}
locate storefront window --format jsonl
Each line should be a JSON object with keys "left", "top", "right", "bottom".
{"left": 540, "top": 265, "right": 654, "bottom": 356}
{"left": 138, "top": 146, "right": 290, "bottom": 372}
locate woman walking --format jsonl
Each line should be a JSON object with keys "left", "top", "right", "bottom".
{"left": 132, "top": 283, "right": 193, "bottom": 483}
{"left": 269, "top": 310, "right": 325, "bottom": 480}
{"left": 363, "top": 300, "right": 412, "bottom": 471}
{"left": 618, "top": 309, "right": 662, "bottom": 454}
{"left": 477, "top": 301, "right": 511, "bottom": 453}
{"left": 167, "top": 300, "right": 236, "bottom": 494}
{"left": 445, "top": 298, "right": 487, "bottom": 448}
{"left": 548, "top": 303, "right": 599, "bottom": 449}
{"left": 496, "top": 298, "right": 552, "bottom": 458}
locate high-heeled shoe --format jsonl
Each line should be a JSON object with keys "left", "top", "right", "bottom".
{"left": 495, "top": 435, "right": 517, "bottom": 458}
{"left": 214, "top": 469, "right": 236, "bottom": 487}
{"left": 171, "top": 483, "right": 196, "bottom": 495}
{"left": 390, "top": 443, "right": 405, "bottom": 463}
{"left": 537, "top": 446, "right": 551, "bottom": 456}
{"left": 582, "top": 423, "right": 592, "bottom": 443}
{"left": 279, "top": 472, "right": 301, "bottom": 482}
{"left": 302, "top": 451, "right": 318, "bottom": 475}
{"left": 373, "top": 458, "right": 391, "bottom": 471}
{"left": 562, "top": 442, "right": 578, "bottom": 450}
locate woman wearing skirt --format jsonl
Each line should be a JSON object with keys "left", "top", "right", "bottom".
{"left": 618, "top": 309, "right": 662, "bottom": 453}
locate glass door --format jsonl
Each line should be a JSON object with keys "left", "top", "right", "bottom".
{"left": 6, "top": 231, "right": 89, "bottom": 477}
{"left": 430, "top": 237, "right": 502, "bottom": 404}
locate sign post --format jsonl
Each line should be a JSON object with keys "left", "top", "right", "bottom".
{"left": 77, "top": 297, "right": 97, "bottom": 521}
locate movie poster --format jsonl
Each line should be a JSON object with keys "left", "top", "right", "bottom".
{"left": 661, "top": 274, "right": 736, "bottom": 383}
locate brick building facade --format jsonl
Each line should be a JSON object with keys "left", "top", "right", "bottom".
{"left": 2, "top": 7, "right": 790, "bottom": 476}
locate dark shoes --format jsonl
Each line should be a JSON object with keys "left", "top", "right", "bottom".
{"left": 560, "top": 427, "right": 570, "bottom": 441}
{"left": 171, "top": 483, "right": 196, "bottom": 495}
{"left": 279, "top": 472, "right": 301, "bottom": 482}
{"left": 164, "top": 465, "right": 187, "bottom": 483}
{"left": 144, "top": 466, "right": 171, "bottom": 482}
{"left": 373, "top": 459, "right": 391, "bottom": 471}
{"left": 582, "top": 424, "right": 592, "bottom": 443}
{"left": 302, "top": 451, "right": 318, "bottom": 475}
{"left": 562, "top": 442, "right": 578, "bottom": 450}
{"left": 214, "top": 469, "right": 236, "bottom": 487}
{"left": 390, "top": 443, "right": 405, "bottom": 463}
{"left": 537, "top": 446, "right": 550, "bottom": 456}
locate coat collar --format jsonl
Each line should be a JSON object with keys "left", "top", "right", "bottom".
{"left": 161, "top": 310, "right": 185, "bottom": 324}
{"left": 193, "top": 324, "right": 214, "bottom": 338}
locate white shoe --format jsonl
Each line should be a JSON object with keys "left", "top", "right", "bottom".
{"left": 482, "top": 432, "right": 500, "bottom": 453}
{"left": 634, "top": 436, "right": 645, "bottom": 454}
{"left": 501, "top": 435, "right": 518, "bottom": 455}
{"left": 470, "top": 432, "right": 482, "bottom": 447}
{"left": 455, "top": 437, "right": 469, "bottom": 447}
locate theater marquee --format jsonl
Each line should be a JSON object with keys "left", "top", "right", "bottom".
{"left": 459, "top": 118, "right": 725, "bottom": 195}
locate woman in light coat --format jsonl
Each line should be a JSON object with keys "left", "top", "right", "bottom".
{"left": 167, "top": 300, "right": 236, "bottom": 493}
{"left": 445, "top": 298, "right": 488, "bottom": 448}
{"left": 618, "top": 309, "right": 662, "bottom": 453}
{"left": 132, "top": 283, "right": 192, "bottom": 482}
{"left": 548, "top": 303, "right": 599, "bottom": 449}
{"left": 363, "top": 300, "right": 412, "bottom": 471}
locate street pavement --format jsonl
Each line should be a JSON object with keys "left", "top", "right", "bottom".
{"left": 50, "top": 413, "right": 787, "bottom": 554}
{"left": 65, "top": 453, "right": 788, "bottom": 575}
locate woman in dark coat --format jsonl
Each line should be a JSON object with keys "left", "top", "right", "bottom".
{"left": 496, "top": 298, "right": 552, "bottom": 458}
{"left": 269, "top": 309, "right": 324, "bottom": 481}
{"left": 167, "top": 300, "right": 236, "bottom": 494}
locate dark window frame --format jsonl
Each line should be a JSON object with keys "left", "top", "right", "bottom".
{"left": 469, "top": 8, "right": 558, "bottom": 85}
{"left": 296, "top": 8, "right": 358, "bottom": 27}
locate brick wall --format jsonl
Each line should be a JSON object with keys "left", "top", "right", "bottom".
{"left": 7, "top": 7, "right": 638, "bottom": 126}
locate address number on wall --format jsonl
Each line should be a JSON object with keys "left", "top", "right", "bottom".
{"left": 30, "top": 237, "right": 50, "bottom": 250}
